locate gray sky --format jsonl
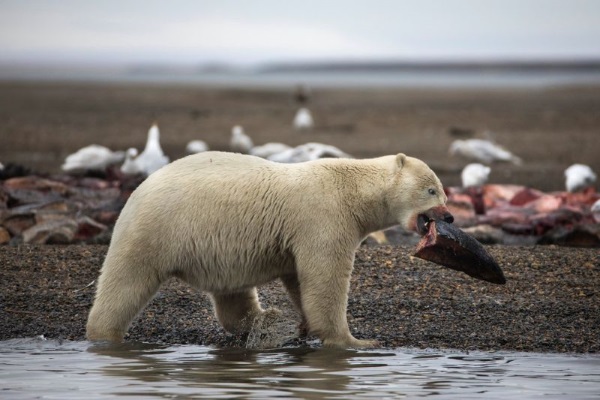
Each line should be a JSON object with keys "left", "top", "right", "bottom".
{"left": 1, "top": 0, "right": 599, "bottom": 65}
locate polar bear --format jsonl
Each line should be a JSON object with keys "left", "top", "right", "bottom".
{"left": 86, "top": 151, "right": 453, "bottom": 348}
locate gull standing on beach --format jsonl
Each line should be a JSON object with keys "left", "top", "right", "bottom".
{"left": 564, "top": 164, "right": 597, "bottom": 192}
{"left": 449, "top": 138, "right": 522, "bottom": 165}
{"left": 61, "top": 145, "right": 125, "bottom": 173}
{"left": 294, "top": 83, "right": 311, "bottom": 104}
{"left": 293, "top": 107, "right": 314, "bottom": 130}
{"left": 461, "top": 163, "right": 491, "bottom": 188}
{"left": 120, "top": 123, "right": 169, "bottom": 176}
{"left": 268, "top": 142, "right": 351, "bottom": 163}
{"left": 120, "top": 148, "right": 140, "bottom": 175}
{"left": 185, "top": 140, "right": 209, "bottom": 154}
{"left": 249, "top": 142, "right": 292, "bottom": 159}
{"left": 230, "top": 125, "right": 253, "bottom": 154}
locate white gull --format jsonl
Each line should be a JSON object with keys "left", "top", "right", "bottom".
{"left": 120, "top": 123, "right": 169, "bottom": 176}
{"left": 268, "top": 142, "right": 351, "bottom": 163}
{"left": 230, "top": 125, "right": 253, "bottom": 154}
{"left": 564, "top": 164, "right": 597, "bottom": 192}
{"left": 461, "top": 163, "right": 491, "bottom": 188}
{"left": 61, "top": 145, "right": 125, "bottom": 173}
{"left": 293, "top": 108, "right": 314, "bottom": 130}
{"left": 450, "top": 139, "right": 522, "bottom": 165}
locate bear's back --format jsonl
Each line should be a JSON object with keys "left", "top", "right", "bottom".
{"left": 142, "top": 151, "right": 290, "bottom": 193}
{"left": 111, "top": 151, "right": 309, "bottom": 289}
{"left": 117, "top": 151, "right": 308, "bottom": 237}
{"left": 169, "top": 150, "right": 276, "bottom": 175}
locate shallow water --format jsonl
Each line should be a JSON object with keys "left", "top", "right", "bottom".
{"left": 1, "top": 338, "right": 599, "bottom": 399}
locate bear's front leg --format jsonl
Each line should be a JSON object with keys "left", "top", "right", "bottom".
{"left": 295, "top": 249, "right": 378, "bottom": 349}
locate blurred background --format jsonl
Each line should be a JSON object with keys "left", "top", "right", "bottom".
{"left": 1, "top": 0, "right": 599, "bottom": 86}
{"left": 0, "top": 0, "right": 599, "bottom": 191}
{"left": 0, "top": 0, "right": 599, "bottom": 247}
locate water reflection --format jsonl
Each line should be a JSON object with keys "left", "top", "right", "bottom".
{"left": 1, "top": 338, "right": 599, "bottom": 399}
{"left": 89, "top": 342, "right": 395, "bottom": 398}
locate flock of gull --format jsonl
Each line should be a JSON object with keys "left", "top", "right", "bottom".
{"left": 48, "top": 114, "right": 600, "bottom": 235}
{"left": 47, "top": 115, "right": 597, "bottom": 198}
{"left": 59, "top": 119, "right": 395, "bottom": 174}
{"left": 1, "top": 91, "right": 596, "bottom": 199}
{"left": 1, "top": 89, "right": 598, "bottom": 245}
{"left": 54, "top": 106, "right": 320, "bottom": 177}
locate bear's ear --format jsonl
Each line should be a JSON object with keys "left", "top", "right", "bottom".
{"left": 396, "top": 153, "right": 407, "bottom": 169}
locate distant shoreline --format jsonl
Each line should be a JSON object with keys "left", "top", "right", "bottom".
{"left": 2, "top": 59, "right": 600, "bottom": 89}
{"left": 256, "top": 59, "right": 600, "bottom": 73}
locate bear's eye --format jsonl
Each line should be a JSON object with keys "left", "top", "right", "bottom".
{"left": 428, "top": 188, "right": 436, "bottom": 196}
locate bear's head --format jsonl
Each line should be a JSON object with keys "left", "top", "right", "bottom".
{"left": 388, "top": 153, "right": 453, "bottom": 235}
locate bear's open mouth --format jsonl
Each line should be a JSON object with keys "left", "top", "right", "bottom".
{"left": 416, "top": 214, "right": 432, "bottom": 236}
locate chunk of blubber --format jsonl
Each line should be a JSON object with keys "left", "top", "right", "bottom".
{"left": 414, "top": 220, "right": 506, "bottom": 284}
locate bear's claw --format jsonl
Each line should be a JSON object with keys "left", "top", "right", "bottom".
{"left": 322, "top": 337, "right": 380, "bottom": 349}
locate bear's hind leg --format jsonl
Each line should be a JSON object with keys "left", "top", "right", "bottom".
{"left": 211, "top": 288, "right": 268, "bottom": 333}
{"left": 280, "top": 274, "right": 308, "bottom": 336}
{"left": 87, "top": 262, "right": 163, "bottom": 342}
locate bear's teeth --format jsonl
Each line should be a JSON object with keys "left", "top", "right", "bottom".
{"left": 416, "top": 213, "right": 432, "bottom": 236}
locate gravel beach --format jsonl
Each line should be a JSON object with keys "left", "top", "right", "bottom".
{"left": 1, "top": 244, "right": 598, "bottom": 352}
{"left": 0, "top": 82, "right": 599, "bottom": 352}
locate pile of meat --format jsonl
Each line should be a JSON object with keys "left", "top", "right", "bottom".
{"left": 0, "top": 173, "right": 143, "bottom": 245}
{"left": 1, "top": 173, "right": 598, "bottom": 247}
{"left": 446, "top": 185, "right": 600, "bottom": 247}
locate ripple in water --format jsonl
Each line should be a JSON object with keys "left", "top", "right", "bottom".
{"left": 1, "top": 337, "right": 599, "bottom": 399}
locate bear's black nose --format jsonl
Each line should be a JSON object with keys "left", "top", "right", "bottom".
{"left": 443, "top": 213, "right": 454, "bottom": 224}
